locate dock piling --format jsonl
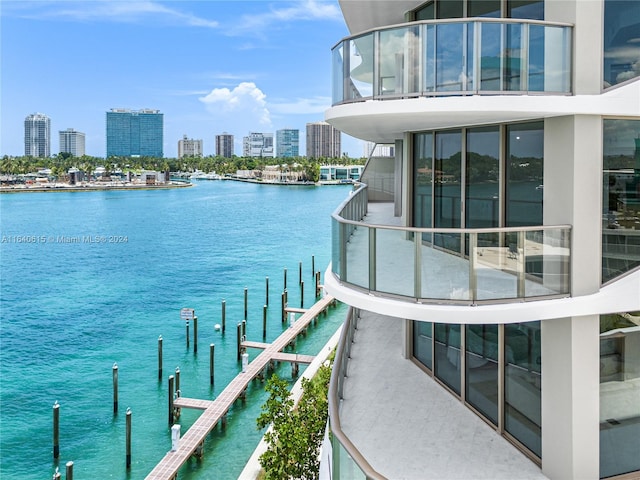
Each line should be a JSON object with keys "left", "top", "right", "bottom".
{"left": 283, "top": 267, "right": 287, "bottom": 289}
{"left": 175, "top": 367, "right": 181, "bottom": 396}
{"left": 125, "top": 407, "right": 132, "bottom": 469}
{"left": 244, "top": 287, "right": 248, "bottom": 320}
{"left": 53, "top": 467, "right": 61, "bottom": 480}
{"left": 300, "top": 280, "right": 304, "bottom": 308}
{"left": 263, "top": 305, "right": 267, "bottom": 339}
{"left": 221, "top": 300, "right": 226, "bottom": 334}
{"left": 299, "top": 261, "right": 302, "bottom": 285}
{"left": 193, "top": 316, "right": 198, "bottom": 354}
{"left": 65, "top": 461, "right": 73, "bottom": 480}
{"left": 315, "top": 271, "right": 321, "bottom": 297}
{"left": 311, "top": 255, "right": 315, "bottom": 278}
{"left": 186, "top": 320, "right": 190, "bottom": 350}
{"left": 209, "top": 344, "right": 215, "bottom": 385}
{"left": 265, "top": 276, "right": 269, "bottom": 306}
{"left": 158, "top": 336, "right": 163, "bottom": 380}
{"left": 168, "top": 375, "right": 174, "bottom": 428}
{"left": 236, "top": 323, "right": 242, "bottom": 361}
{"left": 281, "top": 292, "right": 286, "bottom": 322}
{"left": 53, "top": 401, "right": 60, "bottom": 459}
{"left": 242, "top": 319, "right": 246, "bottom": 338}
{"left": 112, "top": 362, "right": 118, "bottom": 414}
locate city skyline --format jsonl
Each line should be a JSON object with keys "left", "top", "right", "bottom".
{"left": 1, "top": 1, "right": 362, "bottom": 158}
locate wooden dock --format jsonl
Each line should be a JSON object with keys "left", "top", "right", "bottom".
{"left": 145, "top": 294, "right": 336, "bottom": 480}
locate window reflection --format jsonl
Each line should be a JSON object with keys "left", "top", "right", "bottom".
{"left": 348, "top": 34, "right": 374, "bottom": 99}
{"left": 604, "top": 0, "right": 640, "bottom": 88}
{"left": 466, "top": 126, "right": 500, "bottom": 228}
{"left": 600, "top": 312, "right": 640, "bottom": 478}
{"left": 413, "top": 132, "right": 433, "bottom": 229}
{"left": 466, "top": 324, "right": 499, "bottom": 425}
{"left": 414, "top": 321, "right": 433, "bottom": 369}
{"left": 602, "top": 119, "right": 640, "bottom": 283}
{"left": 504, "top": 321, "right": 541, "bottom": 457}
{"left": 434, "top": 323, "right": 461, "bottom": 394}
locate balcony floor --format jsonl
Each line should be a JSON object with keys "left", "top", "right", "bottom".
{"left": 339, "top": 309, "right": 548, "bottom": 480}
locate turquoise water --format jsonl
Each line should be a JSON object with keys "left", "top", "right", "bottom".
{"left": 0, "top": 181, "right": 350, "bottom": 479}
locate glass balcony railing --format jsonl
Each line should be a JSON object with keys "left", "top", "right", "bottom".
{"left": 331, "top": 184, "right": 571, "bottom": 304}
{"left": 332, "top": 19, "right": 572, "bottom": 105}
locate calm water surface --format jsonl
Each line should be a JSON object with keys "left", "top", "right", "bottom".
{"left": 0, "top": 180, "right": 350, "bottom": 479}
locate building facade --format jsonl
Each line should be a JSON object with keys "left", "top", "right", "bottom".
{"left": 216, "top": 132, "right": 234, "bottom": 158}
{"left": 59, "top": 128, "right": 86, "bottom": 157}
{"left": 177, "top": 135, "right": 203, "bottom": 158}
{"left": 323, "top": 1, "right": 640, "bottom": 479}
{"left": 242, "top": 132, "right": 274, "bottom": 157}
{"left": 24, "top": 113, "right": 51, "bottom": 158}
{"left": 276, "top": 128, "right": 300, "bottom": 157}
{"left": 106, "top": 109, "right": 163, "bottom": 158}
{"left": 306, "top": 121, "right": 341, "bottom": 158}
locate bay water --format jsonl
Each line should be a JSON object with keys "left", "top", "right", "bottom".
{"left": 0, "top": 181, "right": 351, "bottom": 479}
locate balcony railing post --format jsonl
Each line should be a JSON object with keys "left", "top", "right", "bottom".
{"left": 414, "top": 232, "right": 422, "bottom": 299}
{"left": 469, "top": 232, "right": 478, "bottom": 303}
{"left": 369, "top": 227, "right": 376, "bottom": 292}
{"left": 517, "top": 230, "right": 525, "bottom": 298}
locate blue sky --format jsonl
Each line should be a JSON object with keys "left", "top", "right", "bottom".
{"left": 1, "top": 0, "right": 362, "bottom": 158}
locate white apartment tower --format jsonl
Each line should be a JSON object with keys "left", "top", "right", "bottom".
{"left": 242, "top": 132, "right": 274, "bottom": 157}
{"left": 306, "top": 121, "right": 341, "bottom": 158}
{"left": 177, "top": 135, "right": 203, "bottom": 158}
{"left": 322, "top": 1, "right": 640, "bottom": 479}
{"left": 59, "top": 128, "right": 86, "bottom": 157}
{"left": 24, "top": 113, "right": 51, "bottom": 158}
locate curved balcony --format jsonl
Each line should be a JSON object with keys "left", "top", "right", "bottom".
{"left": 332, "top": 18, "right": 572, "bottom": 105}
{"left": 331, "top": 184, "right": 571, "bottom": 305}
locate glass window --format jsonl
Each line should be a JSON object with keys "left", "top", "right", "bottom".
{"left": 434, "top": 323, "right": 461, "bottom": 394}
{"left": 436, "top": 23, "right": 466, "bottom": 91}
{"left": 604, "top": 0, "right": 640, "bottom": 88}
{"left": 466, "top": 324, "right": 499, "bottom": 425}
{"left": 378, "top": 26, "right": 420, "bottom": 97}
{"left": 600, "top": 312, "right": 640, "bottom": 478}
{"left": 505, "top": 122, "right": 543, "bottom": 227}
{"left": 332, "top": 43, "right": 345, "bottom": 104}
{"left": 468, "top": 0, "right": 501, "bottom": 17}
{"left": 466, "top": 126, "right": 500, "bottom": 228}
{"left": 415, "top": 1, "right": 435, "bottom": 20}
{"left": 437, "top": 0, "right": 463, "bottom": 19}
{"left": 602, "top": 119, "right": 640, "bottom": 283}
{"left": 424, "top": 24, "right": 436, "bottom": 92}
{"left": 414, "top": 321, "right": 433, "bottom": 369}
{"left": 413, "top": 132, "right": 434, "bottom": 228}
{"left": 434, "top": 130, "right": 462, "bottom": 251}
{"left": 504, "top": 23, "right": 524, "bottom": 91}
{"left": 507, "top": 0, "right": 543, "bottom": 20}
{"left": 480, "top": 22, "right": 502, "bottom": 91}
{"left": 348, "top": 34, "right": 374, "bottom": 99}
{"left": 504, "top": 321, "right": 541, "bottom": 457}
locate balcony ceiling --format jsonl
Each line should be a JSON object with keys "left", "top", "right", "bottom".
{"left": 338, "top": 0, "right": 423, "bottom": 34}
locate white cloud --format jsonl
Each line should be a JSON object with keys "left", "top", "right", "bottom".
{"left": 199, "top": 82, "right": 272, "bottom": 128}
{"left": 5, "top": 1, "right": 219, "bottom": 28}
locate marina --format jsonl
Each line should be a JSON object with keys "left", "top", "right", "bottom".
{"left": 0, "top": 181, "right": 351, "bottom": 479}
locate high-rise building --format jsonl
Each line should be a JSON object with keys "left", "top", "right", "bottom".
{"left": 106, "top": 108, "right": 163, "bottom": 157}
{"left": 24, "top": 113, "right": 51, "bottom": 157}
{"left": 177, "top": 135, "right": 203, "bottom": 158}
{"left": 276, "top": 128, "right": 299, "bottom": 157}
{"left": 59, "top": 128, "right": 86, "bottom": 157}
{"left": 242, "top": 132, "right": 274, "bottom": 157}
{"left": 306, "top": 121, "right": 341, "bottom": 158}
{"left": 322, "top": 1, "right": 640, "bottom": 480}
{"left": 216, "top": 132, "right": 234, "bottom": 158}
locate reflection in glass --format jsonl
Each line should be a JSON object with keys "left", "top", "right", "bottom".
{"left": 480, "top": 23, "right": 502, "bottom": 90}
{"left": 437, "top": 0, "right": 463, "bottom": 19}
{"left": 436, "top": 23, "right": 466, "bottom": 91}
{"left": 375, "top": 229, "right": 415, "bottom": 297}
{"left": 602, "top": 119, "right": 640, "bottom": 283}
{"left": 468, "top": 0, "right": 501, "bottom": 17}
{"left": 505, "top": 23, "right": 523, "bottom": 90}
{"left": 504, "top": 321, "right": 541, "bottom": 457}
{"left": 415, "top": 1, "right": 435, "bottom": 20}
{"left": 414, "top": 321, "right": 433, "bottom": 369}
{"left": 332, "top": 44, "right": 344, "bottom": 105}
{"left": 349, "top": 34, "right": 374, "bottom": 99}
{"left": 413, "top": 133, "right": 433, "bottom": 228}
{"left": 507, "top": 0, "right": 543, "bottom": 20}
{"left": 435, "top": 323, "right": 461, "bottom": 394}
{"left": 466, "top": 324, "right": 499, "bottom": 425}
{"left": 466, "top": 127, "right": 500, "bottom": 228}
{"left": 379, "top": 27, "right": 419, "bottom": 96}
{"left": 505, "top": 122, "right": 543, "bottom": 227}
{"left": 600, "top": 312, "right": 640, "bottom": 478}
{"left": 528, "top": 24, "right": 544, "bottom": 91}
{"left": 424, "top": 24, "right": 436, "bottom": 92}
{"left": 604, "top": 0, "right": 640, "bottom": 88}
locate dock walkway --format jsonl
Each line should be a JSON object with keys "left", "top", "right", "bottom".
{"left": 145, "top": 294, "right": 335, "bottom": 480}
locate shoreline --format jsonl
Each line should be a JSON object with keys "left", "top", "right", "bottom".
{"left": 0, "top": 182, "right": 193, "bottom": 194}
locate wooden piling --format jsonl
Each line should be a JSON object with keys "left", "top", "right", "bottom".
{"left": 236, "top": 323, "right": 242, "bottom": 361}
{"left": 315, "top": 271, "right": 321, "bottom": 297}
{"left": 292, "top": 362, "right": 299, "bottom": 378}
{"left": 53, "top": 401, "right": 60, "bottom": 459}
{"left": 175, "top": 367, "right": 181, "bottom": 395}
{"left": 281, "top": 292, "right": 286, "bottom": 322}
{"left": 299, "top": 261, "right": 302, "bottom": 285}
{"left": 311, "top": 255, "right": 315, "bottom": 277}
{"left": 265, "top": 276, "right": 269, "bottom": 306}
{"left": 112, "top": 362, "right": 118, "bottom": 414}
{"left": 263, "top": 305, "right": 267, "bottom": 339}
{"left": 168, "top": 375, "right": 174, "bottom": 427}
{"left": 53, "top": 467, "right": 61, "bottom": 480}
{"left": 300, "top": 280, "right": 304, "bottom": 308}
{"left": 186, "top": 320, "right": 190, "bottom": 350}
{"left": 209, "top": 344, "right": 215, "bottom": 385}
{"left": 244, "top": 287, "right": 248, "bottom": 319}
{"left": 125, "top": 407, "right": 132, "bottom": 469}
{"left": 242, "top": 319, "right": 246, "bottom": 338}
{"left": 193, "top": 316, "right": 198, "bottom": 354}
{"left": 283, "top": 267, "right": 287, "bottom": 289}
{"left": 158, "top": 336, "right": 163, "bottom": 380}
{"left": 65, "top": 461, "right": 73, "bottom": 480}
{"left": 222, "top": 300, "right": 226, "bottom": 334}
